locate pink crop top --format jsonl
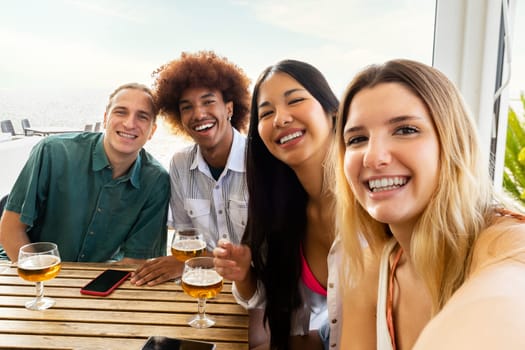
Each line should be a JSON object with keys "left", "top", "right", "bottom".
{"left": 300, "top": 246, "right": 327, "bottom": 296}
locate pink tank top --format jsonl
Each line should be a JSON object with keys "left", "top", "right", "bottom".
{"left": 300, "top": 246, "right": 327, "bottom": 296}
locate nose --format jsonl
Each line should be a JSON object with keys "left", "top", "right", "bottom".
{"left": 122, "top": 114, "right": 137, "bottom": 129}
{"left": 194, "top": 104, "right": 208, "bottom": 119}
{"left": 363, "top": 137, "right": 391, "bottom": 169}
{"left": 272, "top": 108, "right": 293, "bottom": 128}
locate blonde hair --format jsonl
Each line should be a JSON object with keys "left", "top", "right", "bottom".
{"left": 333, "top": 59, "right": 495, "bottom": 312}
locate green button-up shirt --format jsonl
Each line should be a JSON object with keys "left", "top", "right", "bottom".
{"left": 5, "top": 132, "right": 169, "bottom": 262}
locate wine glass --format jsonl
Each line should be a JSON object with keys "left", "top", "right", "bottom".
{"left": 17, "top": 242, "right": 61, "bottom": 310}
{"left": 171, "top": 228, "right": 207, "bottom": 283}
{"left": 181, "top": 256, "right": 223, "bottom": 328}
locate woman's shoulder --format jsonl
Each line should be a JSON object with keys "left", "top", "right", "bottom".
{"left": 414, "top": 216, "right": 525, "bottom": 349}
{"left": 470, "top": 214, "right": 525, "bottom": 272}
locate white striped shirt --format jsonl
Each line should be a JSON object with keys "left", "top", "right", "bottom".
{"left": 168, "top": 128, "right": 248, "bottom": 250}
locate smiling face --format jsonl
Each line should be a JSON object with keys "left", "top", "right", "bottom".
{"left": 103, "top": 88, "right": 157, "bottom": 164}
{"left": 179, "top": 87, "right": 234, "bottom": 154}
{"left": 256, "top": 72, "right": 332, "bottom": 169}
{"left": 342, "top": 82, "right": 440, "bottom": 233}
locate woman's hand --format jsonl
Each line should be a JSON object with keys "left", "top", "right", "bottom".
{"left": 213, "top": 239, "right": 252, "bottom": 282}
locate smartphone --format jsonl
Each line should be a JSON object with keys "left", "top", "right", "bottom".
{"left": 80, "top": 269, "right": 131, "bottom": 296}
{"left": 141, "top": 336, "right": 215, "bottom": 350}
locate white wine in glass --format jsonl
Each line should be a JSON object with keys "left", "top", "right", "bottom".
{"left": 17, "top": 242, "right": 61, "bottom": 310}
{"left": 181, "top": 256, "right": 223, "bottom": 328}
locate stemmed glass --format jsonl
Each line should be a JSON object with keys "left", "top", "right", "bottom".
{"left": 171, "top": 228, "right": 207, "bottom": 283}
{"left": 181, "top": 256, "right": 223, "bottom": 328}
{"left": 17, "top": 242, "right": 61, "bottom": 310}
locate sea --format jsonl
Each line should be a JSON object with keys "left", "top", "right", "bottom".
{"left": 0, "top": 88, "right": 191, "bottom": 170}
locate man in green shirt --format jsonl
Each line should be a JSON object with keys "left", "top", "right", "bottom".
{"left": 0, "top": 83, "right": 169, "bottom": 263}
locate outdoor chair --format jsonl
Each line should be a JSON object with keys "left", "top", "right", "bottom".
{"left": 21, "top": 118, "right": 35, "bottom": 136}
{"left": 1, "top": 120, "right": 17, "bottom": 136}
{"left": 84, "top": 124, "right": 93, "bottom": 132}
{"left": 94, "top": 122, "right": 102, "bottom": 132}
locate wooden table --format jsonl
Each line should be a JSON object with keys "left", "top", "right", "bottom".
{"left": 0, "top": 262, "right": 248, "bottom": 349}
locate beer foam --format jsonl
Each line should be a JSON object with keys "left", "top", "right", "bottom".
{"left": 18, "top": 255, "right": 61, "bottom": 270}
{"left": 182, "top": 269, "right": 223, "bottom": 286}
{"left": 173, "top": 239, "right": 207, "bottom": 251}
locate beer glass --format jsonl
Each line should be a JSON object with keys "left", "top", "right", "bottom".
{"left": 171, "top": 228, "right": 206, "bottom": 284}
{"left": 181, "top": 256, "right": 223, "bottom": 328}
{"left": 17, "top": 242, "right": 61, "bottom": 310}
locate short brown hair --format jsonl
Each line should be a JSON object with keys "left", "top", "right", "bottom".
{"left": 106, "top": 83, "right": 159, "bottom": 121}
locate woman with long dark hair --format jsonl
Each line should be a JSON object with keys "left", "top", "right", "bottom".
{"left": 214, "top": 59, "right": 341, "bottom": 349}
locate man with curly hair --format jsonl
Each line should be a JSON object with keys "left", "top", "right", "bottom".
{"left": 131, "top": 51, "right": 251, "bottom": 286}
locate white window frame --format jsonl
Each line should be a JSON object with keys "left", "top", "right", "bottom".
{"left": 433, "top": 0, "right": 517, "bottom": 191}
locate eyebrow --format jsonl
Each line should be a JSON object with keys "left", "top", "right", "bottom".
{"left": 179, "top": 92, "right": 216, "bottom": 105}
{"left": 258, "top": 88, "right": 306, "bottom": 109}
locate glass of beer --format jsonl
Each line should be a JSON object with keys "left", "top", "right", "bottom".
{"left": 181, "top": 256, "right": 223, "bottom": 328}
{"left": 171, "top": 228, "right": 207, "bottom": 283}
{"left": 17, "top": 242, "right": 61, "bottom": 310}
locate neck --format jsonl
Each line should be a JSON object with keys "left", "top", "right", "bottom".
{"left": 389, "top": 220, "right": 417, "bottom": 262}
{"left": 103, "top": 138, "right": 138, "bottom": 179}
{"left": 200, "top": 128, "right": 233, "bottom": 168}
{"left": 291, "top": 144, "right": 329, "bottom": 200}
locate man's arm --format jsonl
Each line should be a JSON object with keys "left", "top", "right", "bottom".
{"left": 0, "top": 210, "right": 31, "bottom": 261}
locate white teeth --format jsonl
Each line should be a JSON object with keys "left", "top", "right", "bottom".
{"left": 279, "top": 131, "right": 303, "bottom": 144}
{"left": 117, "top": 131, "right": 136, "bottom": 139}
{"left": 368, "top": 177, "right": 407, "bottom": 192}
{"left": 195, "top": 123, "right": 214, "bottom": 131}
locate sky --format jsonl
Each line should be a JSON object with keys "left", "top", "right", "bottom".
{"left": 0, "top": 0, "right": 523, "bottom": 121}
{"left": 0, "top": 0, "right": 436, "bottom": 95}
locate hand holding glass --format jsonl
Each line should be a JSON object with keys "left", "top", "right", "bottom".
{"left": 17, "top": 242, "right": 61, "bottom": 310}
{"left": 181, "top": 256, "right": 223, "bottom": 328}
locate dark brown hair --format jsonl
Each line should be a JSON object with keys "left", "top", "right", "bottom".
{"left": 153, "top": 50, "right": 251, "bottom": 135}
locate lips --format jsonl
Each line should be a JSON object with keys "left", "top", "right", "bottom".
{"left": 367, "top": 176, "right": 409, "bottom": 192}
{"left": 193, "top": 121, "right": 215, "bottom": 132}
{"left": 276, "top": 129, "right": 305, "bottom": 145}
{"left": 117, "top": 131, "right": 137, "bottom": 139}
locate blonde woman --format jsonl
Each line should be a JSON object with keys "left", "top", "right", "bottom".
{"left": 334, "top": 59, "right": 525, "bottom": 349}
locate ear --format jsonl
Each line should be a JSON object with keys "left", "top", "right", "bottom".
{"left": 148, "top": 122, "right": 157, "bottom": 140}
{"left": 103, "top": 112, "right": 108, "bottom": 129}
{"left": 226, "top": 101, "right": 234, "bottom": 118}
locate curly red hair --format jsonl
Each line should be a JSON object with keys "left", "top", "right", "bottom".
{"left": 153, "top": 50, "right": 251, "bottom": 135}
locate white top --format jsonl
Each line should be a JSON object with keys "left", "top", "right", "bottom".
{"left": 233, "top": 239, "right": 341, "bottom": 340}
{"left": 326, "top": 237, "right": 343, "bottom": 349}
{"left": 168, "top": 128, "right": 248, "bottom": 250}
{"left": 377, "top": 238, "right": 398, "bottom": 350}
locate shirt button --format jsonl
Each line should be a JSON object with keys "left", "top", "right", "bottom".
{"left": 328, "top": 283, "right": 334, "bottom": 288}
{"left": 222, "top": 234, "right": 227, "bottom": 238}
{"left": 97, "top": 208, "right": 102, "bottom": 212}
{"left": 189, "top": 210, "right": 193, "bottom": 215}
{"left": 331, "top": 319, "right": 337, "bottom": 324}
{"left": 218, "top": 210, "right": 223, "bottom": 214}
{"left": 81, "top": 254, "right": 85, "bottom": 258}
{"left": 215, "top": 185, "right": 220, "bottom": 189}
{"left": 330, "top": 343, "right": 337, "bottom": 348}
{"left": 89, "top": 231, "right": 94, "bottom": 235}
